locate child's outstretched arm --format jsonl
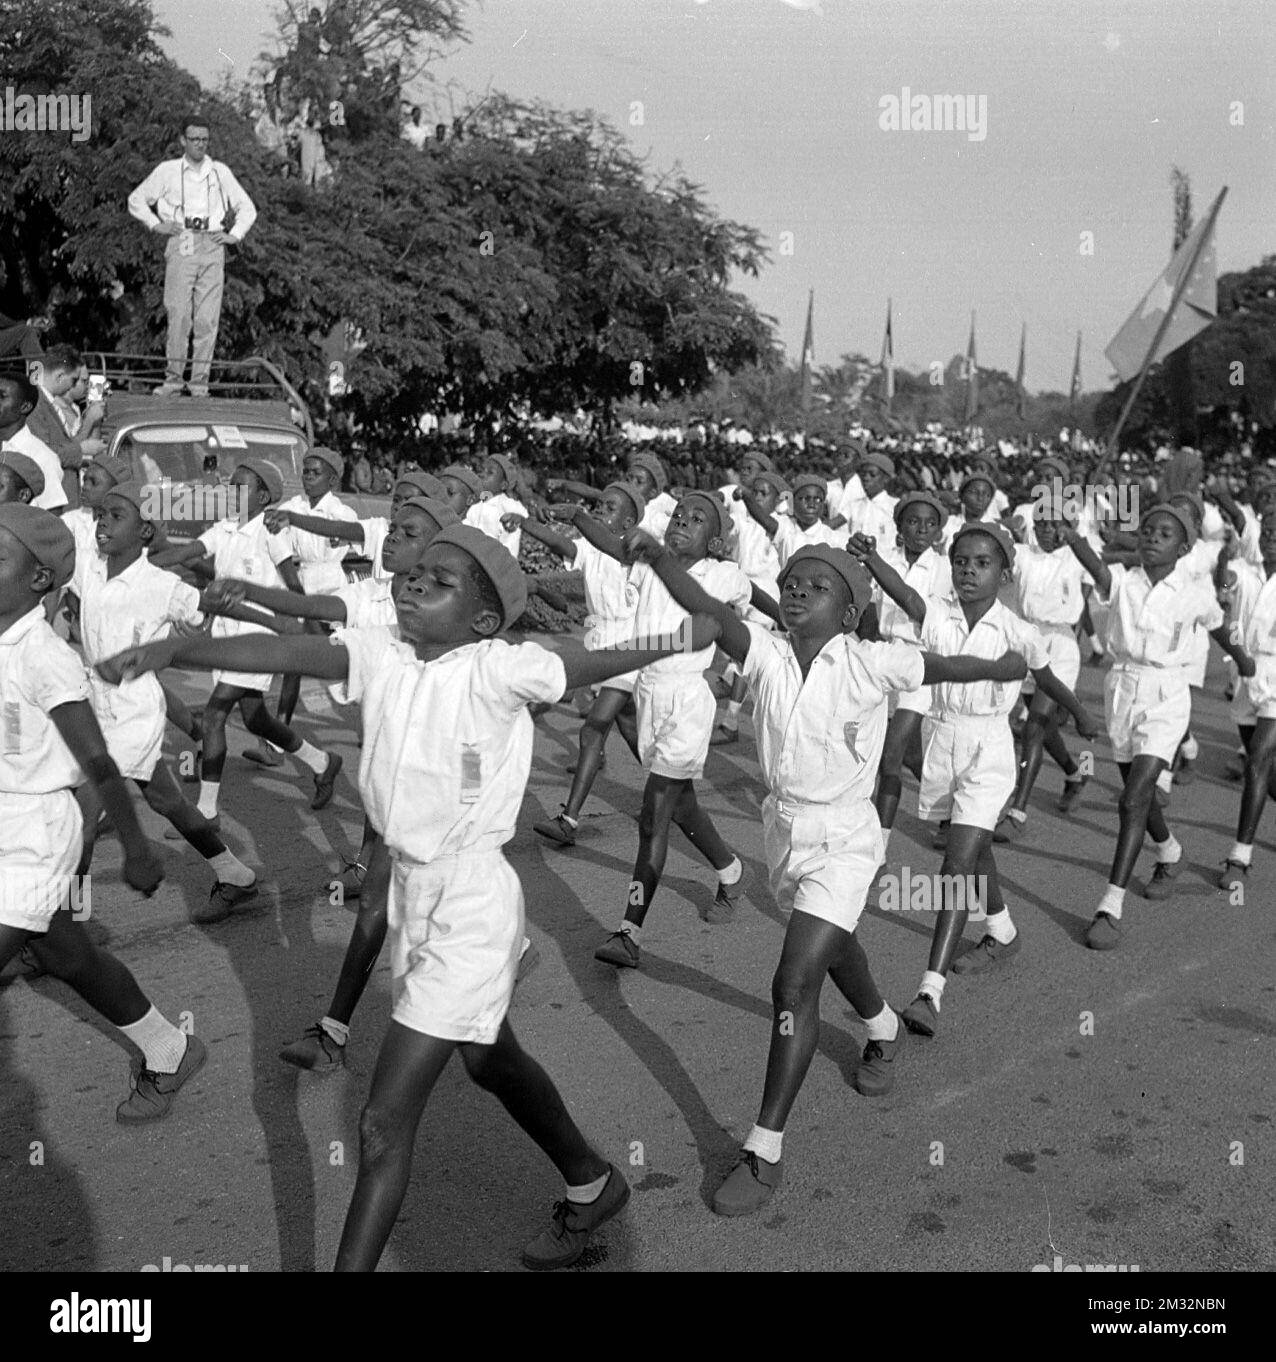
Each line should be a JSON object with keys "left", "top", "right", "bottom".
{"left": 738, "top": 487, "right": 779, "bottom": 538}
{"left": 1029, "top": 664, "right": 1100, "bottom": 737}
{"left": 98, "top": 631, "right": 350, "bottom": 686}
{"left": 624, "top": 530, "right": 750, "bottom": 664}
{"left": 1061, "top": 523, "right": 1111, "bottom": 596}
{"left": 848, "top": 533, "right": 926, "bottom": 625}
{"left": 920, "top": 650, "right": 1027, "bottom": 687}
{"left": 554, "top": 613, "right": 722, "bottom": 692}
{"left": 548, "top": 503, "right": 626, "bottom": 562}
{"left": 749, "top": 582, "right": 784, "bottom": 629}
{"left": 202, "top": 577, "right": 348, "bottom": 624}
{"left": 510, "top": 509, "right": 578, "bottom": 563}
{"left": 265, "top": 508, "right": 366, "bottom": 545}
{"left": 49, "top": 701, "right": 163, "bottom": 895}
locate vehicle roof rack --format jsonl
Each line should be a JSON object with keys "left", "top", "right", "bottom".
{"left": 81, "top": 353, "right": 314, "bottom": 442}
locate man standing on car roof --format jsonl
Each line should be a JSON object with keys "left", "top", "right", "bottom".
{"left": 127, "top": 114, "right": 258, "bottom": 399}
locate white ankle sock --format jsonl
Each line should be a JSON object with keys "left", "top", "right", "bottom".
{"left": 120, "top": 1006, "right": 187, "bottom": 1074}
{"left": 1155, "top": 833, "right": 1182, "bottom": 865}
{"left": 294, "top": 740, "right": 328, "bottom": 775}
{"left": 1099, "top": 883, "right": 1126, "bottom": 920}
{"left": 1007, "top": 808, "right": 1026, "bottom": 824}
{"left": 1156, "top": 769, "right": 1173, "bottom": 795}
{"left": 319, "top": 1016, "right": 349, "bottom": 1046}
{"left": 920, "top": 970, "right": 946, "bottom": 1006}
{"left": 1181, "top": 734, "right": 1199, "bottom": 761}
{"left": 984, "top": 909, "right": 1017, "bottom": 944}
{"left": 197, "top": 781, "right": 220, "bottom": 818}
{"left": 559, "top": 807, "right": 579, "bottom": 828}
{"left": 864, "top": 1004, "right": 899, "bottom": 1041}
{"left": 566, "top": 1169, "right": 611, "bottom": 1204}
{"left": 207, "top": 849, "right": 254, "bottom": 886}
{"left": 1229, "top": 842, "right": 1253, "bottom": 866}
{"left": 724, "top": 700, "right": 743, "bottom": 723}
{"left": 743, "top": 1124, "right": 783, "bottom": 1164}
{"left": 717, "top": 856, "right": 743, "bottom": 886}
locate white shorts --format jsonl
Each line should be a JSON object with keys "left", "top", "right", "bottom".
{"left": 761, "top": 795, "right": 882, "bottom": 935}
{"left": 0, "top": 788, "right": 83, "bottom": 933}
{"left": 590, "top": 661, "right": 637, "bottom": 696}
{"left": 387, "top": 848, "right": 524, "bottom": 1045}
{"left": 891, "top": 682, "right": 933, "bottom": 717}
{"left": 1022, "top": 622, "right": 1080, "bottom": 697}
{"left": 212, "top": 668, "right": 275, "bottom": 695}
{"left": 90, "top": 677, "right": 164, "bottom": 782}
{"left": 917, "top": 714, "right": 1016, "bottom": 830}
{"left": 1233, "top": 657, "right": 1276, "bottom": 725}
{"left": 1104, "top": 665, "right": 1192, "bottom": 765}
{"left": 634, "top": 673, "right": 716, "bottom": 781}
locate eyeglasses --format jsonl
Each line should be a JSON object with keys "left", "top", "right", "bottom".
{"left": 185, "top": 135, "right": 210, "bottom": 144}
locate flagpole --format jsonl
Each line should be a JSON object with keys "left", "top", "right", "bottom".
{"left": 1099, "top": 185, "right": 1228, "bottom": 473}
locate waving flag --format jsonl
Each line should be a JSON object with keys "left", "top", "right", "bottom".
{"left": 963, "top": 312, "right": 978, "bottom": 423}
{"left": 880, "top": 298, "right": 895, "bottom": 411}
{"left": 1105, "top": 189, "right": 1223, "bottom": 384}
{"left": 799, "top": 288, "right": 815, "bottom": 413}
{"left": 1014, "top": 322, "right": 1026, "bottom": 417}
{"left": 1069, "top": 331, "right": 1082, "bottom": 409}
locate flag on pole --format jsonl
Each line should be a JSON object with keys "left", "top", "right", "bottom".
{"left": 1014, "top": 322, "right": 1026, "bottom": 418}
{"left": 1069, "top": 331, "right": 1082, "bottom": 410}
{"left": 880, "top": 298, "right": 895, "bottom": 411}
{"left": 963, "top": 312, "right": 978, "bottom": 423}
{"left": 799, "top": 288, "right": 815, "bottom": 414}
{"left": 1104, "top": 201, "right": 1220, "bottom": 383}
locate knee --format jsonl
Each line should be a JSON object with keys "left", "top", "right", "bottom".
{"left": 1118, "top": 781, "right": 1153, "bottom": 820}
{"left": 582, "top": 713, "right": 611, "bottom": 741}
{"left": 771, "top": 962, "right": 819, "bottom": 1017}
{"left": 878, "top": 773, "right": 902, "bottom": 802}
{"left": 357, "top": 1102, "right": 405, "bottom": 1165}
{"left": 142, "top": 784, "right": 180, "bottom": 819}
{"left": 460, "top": 1044, "right": 505, "bottom": 1092}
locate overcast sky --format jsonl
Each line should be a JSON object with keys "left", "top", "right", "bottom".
{"left": 155, "top": 0, "right": 1274, "bottom": 392}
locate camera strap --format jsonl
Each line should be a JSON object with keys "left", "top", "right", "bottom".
{"left": 179, "top": 160, "right": 225, "bottom": 229}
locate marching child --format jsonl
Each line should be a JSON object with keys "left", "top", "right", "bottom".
{"left": 588, "top": 492, "right": 779, "bottom": 968}
{"left": 519, "top": 483, "right": 647, "bottom": 847}
{"left": 852, "top": 522, "right": 1098, "bottom": 1034}
{"left": 854, "top": 491, "right": 952, "bottom": 851}
{"left": 770, "top": 473, "right": 845, "bottom": 565}
{"left": 625, "top": 537, "right": 1029, "bottom": 1215}
{"left": 0, "top": 504, "right": 203, "bottom": 1125}
{"left": 467, "top": 454, "right": 528, "bottom": 558}
{"left": 99, "top": 524, "right": 723, "bottom": 1270}
{"left": 159, "top": 457, "right": 343, "bottom": 819}
{"left": 626, "top": 451, "right": 678, "bottom": 541}
{"left": 993, "top": 504, "right": 1094, "bottom": 838}
{"left": 1062, "top": 505, "right": 1252, "bottom": 948}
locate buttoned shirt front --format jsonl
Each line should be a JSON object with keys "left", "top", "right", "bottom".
{"left": 741, "top": 622, "right": 924, "bottom": 804}
{"left": 1099, "top": 562, "right": 1223, "bottom": 668}
{"left": 850, "top": 490, "right": 899, "bottom": 545}
{"left": 1013, "top": 543, "right": 1090, "bottom": 627}
{"left": 127, "top": 157, "right": 258, "bottom": 240}
{"left": 772, "top": 517, "right": 845, "bottom": 568}
{"left": 198, "top": 515, "right": 295, "bottom": 640}
{"left": 333, "top": 576, "right": 398, "bottom": 632}
{"left": 573, "top": 538, "right": 638, "bottom": 652}
{"left": 0, "top": 606, "right": 89, "bottom": 794}
{"left": 630, "top": 556, "right": 751, "bottom": 679}
{"left": 466, "top": 493, "right": 526, "bottom": 559}
{"left": 332, "top": 630, "right": 567, "bottom": 863}
{"left": 281, "top": 490, "right": 358, "bottom": 565}
{"left": 879, "top": 547, "right": 954, "bottom": 644}
{"left": 921, "top": 597, "right": 1049, "bottom": 716}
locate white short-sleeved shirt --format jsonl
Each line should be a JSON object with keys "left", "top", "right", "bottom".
{"left": 630, "top": 555, "right": 751, "bottom": 678}
{"left": 198, "top": 515, "right": 296, "bottom": 641}
{"left": 1099, "top": 562, "right": 1224, "bottom": 668}
{"left": 879, "top": 547, "right": 954, "bottom": 644}
{"left": 772, "top": 517, "right": 845, "bottom": 568}
{"left": 0, "top": 606, "right": 89, "bottom": 794}
{"left": 741, "top": 622, "right": 924, "bottom": 804}
{"left": 333, "top": 577, "right": 398, "bottom": 632}
{"left": 574, "top": 538, "right": 638, "bottom": 651}
{"left": 466, "top": 493, "right": 526, "bottom": 559}
{"left": 1238, "top": 505, "right": 1263, "bottom": 569}
{"left": 2, "top": 425, "right": 68, "bottom": 512}
{"left": 331, "top": 629, "right": 567, "bottom": 862}
{"left": 1013, "top": 544, "right": 1091, "bottom": 627}
{"left": 73, "top": 552, "right": 202, "bottom": 716}
{"left": 850, "top": 491, "right": 898, "bottom": 545}
{"left": 639, "top": 491, "right": 677, "bottom": 542}
{"left": 1230, "top": 563, "right": 1276, "bottom": 658}
{"left": 61, "top": 506, "right": 99, "bottom": 566}
{"left": 833, "top": 473, "right": 866, "bottom": 526}
{"left": 921, "top": 598, "right": 1050, "bottom": 716}
{"left": 734, "top": 512, "right": 781, "bottom": 590}
{"left": 280, "top": 490, "right": 358, "bottom": 565}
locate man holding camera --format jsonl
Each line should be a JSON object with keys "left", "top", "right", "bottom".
{"left": 128, "top": 115, "right": 257, "bottom": 397}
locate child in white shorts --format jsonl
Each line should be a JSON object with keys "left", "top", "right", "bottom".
{"left": 632, "top": 539, "right": 1030, "bottom": 1217}
{"left": 857, "top": 522, "right": 1096, "bottom": 1038}
{"left": 1064, "top": 504, "right": 1251, "bottom": 949}
{"left": 0, "top": 504, "right": 203, "bottom": 1128}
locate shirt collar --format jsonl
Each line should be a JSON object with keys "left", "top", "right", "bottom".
{"left": 0, "top": 604, "right": 48, "bottom": 647}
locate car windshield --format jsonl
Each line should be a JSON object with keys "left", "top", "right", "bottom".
{"left": 115, "top": 424, "right": 305, "bottom": 495}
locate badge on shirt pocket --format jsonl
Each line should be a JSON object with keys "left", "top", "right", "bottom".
{"left": 460, "top": 743, "right": 482, "bottom": 804}
{"left": 2, "top": 701, "right": 20, "bottom": 756}
{"left": 843, "top": 722, "right": 863, "bottom": 763}
{"left": 1169, "top": 623, "right": 1183, "bottom": 651}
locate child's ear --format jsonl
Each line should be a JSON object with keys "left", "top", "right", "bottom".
{"left": 140, "top": 520, "right": 156, "bottom": 546}
{"left": 18, "top": 487, "right": 33, "bottom": 504}
{"left": 31, "top": 564, "right": 54, "bottom": 594}
{"left": 707, "top": 534, "right": 726, "bottom": 558}
{"left": 1175, "top": 541, "right": 1190, "bottom": 559}
{"left": 471, "top": 606, "right": 502, "bottom": 639}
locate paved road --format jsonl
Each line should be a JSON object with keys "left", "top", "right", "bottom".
{"left": 1, "top": 651, "right": 1272, "bottom": 1273}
